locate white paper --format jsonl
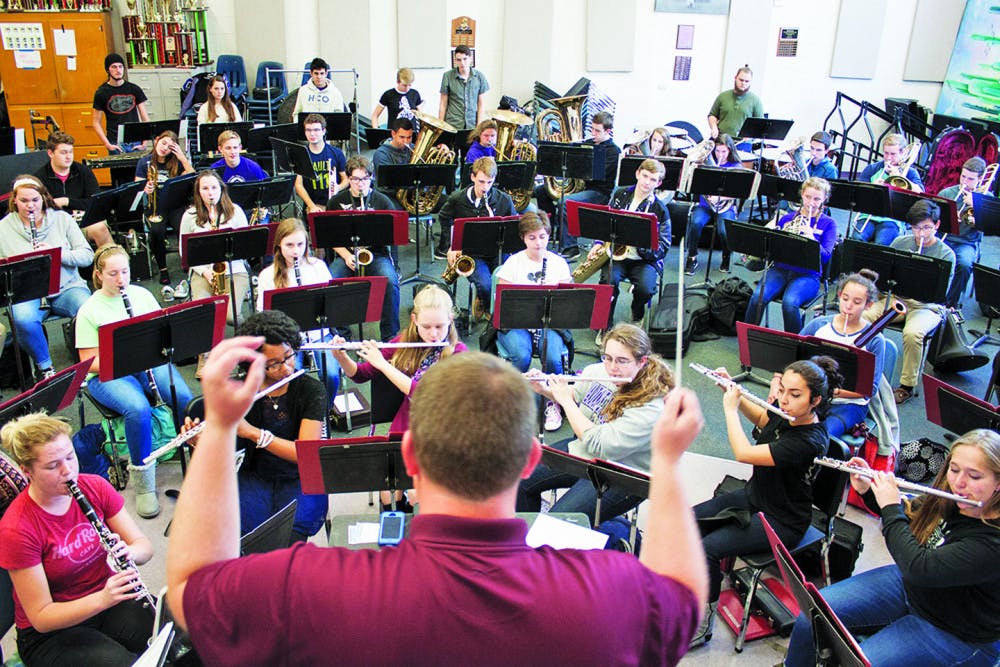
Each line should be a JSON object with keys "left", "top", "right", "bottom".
{"left": 53, "top": 28, "right": 75, "bottom": 56}
{"left": 66, "top": 56, "right": 77, "bottom": 71}
{"left": 347, "top": 521, "right": 380, "bottom": 544}
{"left": 13, "top": 50, "right": 41, "bottom": 70}
{"left": 334, "top": 392, "right": 365, "bottom": 413}
{"left": 525, "top": 513, "right": 609, "bottom": 550}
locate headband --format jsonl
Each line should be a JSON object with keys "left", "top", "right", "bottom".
{"left": 11, "top": 177, "right": 42, "bottom": 191}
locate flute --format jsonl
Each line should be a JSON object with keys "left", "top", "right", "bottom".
{"left": 302, "top": 341, "right": 449, "bottom": 351}
{"left": 143, "top": 368, "right": 306, "bottom": 464}
{"left": 813, "top": 457, "right": 983, "bottom": 507}
{"left": 689, "top": 362, "right": 793, "bottom": 421}
{"left": 66, "top": 480, "right": 157, "bottom": 610}
{"left": 525, "top": 373, "right": 633, "bottom": 385}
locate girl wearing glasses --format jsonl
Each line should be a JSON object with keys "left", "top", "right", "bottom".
{"left": 516, "top": 323, "right": 675, "bottom": 524}
{"left": 75, "top": 244, "right": 193, "bottom": 519}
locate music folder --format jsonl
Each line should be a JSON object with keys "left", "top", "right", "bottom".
{"left": 566, "top": 201, "right": 658, "bottom": 250}
{"left": 296, "top": 435, "right": 411, "bottom": 495}
{"left": 492, "top": 283, "right": 613, "bottom": 331}
{"left": 451, "top": 215, "right": 522, "bottom": 258}
{"left": 923, "top": 375, "right": 1000, "bottom": 434}
{"left": 0, "top": 247, "right": 61, "bottom": 299}
{"left": 736, "top": 322, "right": 876, "bottom": 396}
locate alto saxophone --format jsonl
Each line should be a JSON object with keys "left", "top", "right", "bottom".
{"left": 441, "top": 254, "right": 475, "bottom": 285}
{"left": 208, "top": 215, "right": 228, "bottom": 296}
{"left": 66, "top": 480, "right": 157, "bottom": 610}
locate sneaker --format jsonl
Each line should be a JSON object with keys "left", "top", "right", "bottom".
{"left": 173, "top": 279, "right": 189, "bottom": 299}
{"left": 559, "top": 246, "right": 581, "bottom": 261}
{"left": 37, "top": 366, "right": 56, "bottom": 381}
{"left": 595, "top": 329, "right": 607, "bottom": 346}
{"left": 160, "top": 285, "right": 175, "bottom": 302}
{"left": 433, "top": 248, "right": 450, "bottom": 261}
{"left": 544, "top": 401, "right": 563, "bottom": 431}
{"left": 684, "top": 256, "right": 699, "bottom": 275}
{"left": 720, "top": 253, "right": 732, "bottom": 273}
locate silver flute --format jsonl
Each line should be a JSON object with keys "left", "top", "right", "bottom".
{"left": 143, "top": 368, "right": 306, "bottom": 464}
{"left": 525, "top": 374, "right": 632, "bottom": 385}
{"left": 303, "top": 341, "right": 449, "bottom": 351}
{"left": 66, "top": 480, "right": 157, "bottom": 609}
{"left": 813, "top": 457, "right": 983, "bottom": 507}
{"left": 689, "top": 362, "right": 793, "bottom": 421}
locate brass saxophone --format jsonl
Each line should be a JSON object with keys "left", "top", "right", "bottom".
{"left": 571, "top": 243, "right": 629, "bottom": 283}
{"left": 441, "top": 254, "right": 476, "bottom": 285}
{"left": 145, "top": 162, "right": 162, "bottom": 224}
{"left": 208, "top": 214, "right": 228, "bottom": 296}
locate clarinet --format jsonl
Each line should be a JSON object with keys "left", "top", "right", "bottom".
{"left": 538, "top": 256, "right": 547, "bottom": 285}
{"left": 120, "top": 288, "right": 165, "bottom": 405}
{"left": 293, "top": 258, "right": 320, "bottom": 369}
{"left": 65, "top": 480, "right": 157, "bottom": 609}
{"left": 293, "top": 257, "right": 303, "bottom": 286}
{"left": 28, "top": 212, "right": 39, "bottom": 249}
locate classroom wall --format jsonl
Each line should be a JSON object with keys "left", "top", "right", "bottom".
{"left": 180, "top": 0, "right": 956, "bottom": 149}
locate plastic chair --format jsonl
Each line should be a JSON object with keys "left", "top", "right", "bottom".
{"left": 727, "top": 437, "right": 851, "bottom": 652}
{"left": 246, "top": 60, "right": 288, "bottom": 124}
{"left": 666, "top": 119, "right": 704, "bottom": 144}
{"left": 215, "top": 54, "right": 248, "bottom": 102}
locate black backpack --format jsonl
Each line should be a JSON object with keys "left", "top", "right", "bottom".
{"left": 708, "top": 277, "right": 753, "bottom": 335}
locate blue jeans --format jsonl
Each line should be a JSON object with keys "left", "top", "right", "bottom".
{"left": 516, "top": 438, "right": 641, "bottom": 525}
{"left": 12, "top": 286, "right": 90, "bottom": 369}
{"left": 297, "top": 348, "right": 340, "bottom": 409}
{"left": 856, "top": 217, "right": 903, "bottom": 245}
{"left": 745, "top": 267, "right": 821, "bottom": 332}
{"left": 944, "top": 236, "right": 979, "bottom": 308}
{"left": 785, "top": 565, "right": 1000, "bottom": 667}
{"left": 559, "top": 189, "right": 610, "bottom": 252}
{"left": 686, "top": 205, "right": 735, "bottom": 257}
{"left": 468, "top": 256, "right": 501, "bottom": 305}
{"left": 86, "top": 364, "right": 193, "bottom": 465}
{"left": 823, "top": 402, "right": 868, "bottom": 440}
{"left": 497, "top": 329, "right": 566, "bottom": 373}
{"left": 238, "top": 469, "right": 328, "bottom": 538}
{"left": 608, "top": 259, "right": 658, "bottom": 325}
{"left": 694, "top": 488, "right": 803, "bottom": 602}
{"left": 328, "top": 253, "right": 400, "bottom": 341}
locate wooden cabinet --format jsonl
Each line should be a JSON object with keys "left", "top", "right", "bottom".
{"left": 0, "top": 12, "right": 114, "bottom": 182}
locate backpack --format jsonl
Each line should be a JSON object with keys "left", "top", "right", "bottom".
{"left": 178, "top": 72, "right": 216, "bottom": 118}
{"left": 708, "top": 277, "right": 753, "bottom": 335}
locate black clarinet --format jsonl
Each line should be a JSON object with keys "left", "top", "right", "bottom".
{"left": 293, "top": 259, "right": 320, "bottom": 369}
{"left": 28, "top": 212, "right": 39, "bottom": 249}
{"left": 293, "top": 257, "right": 302, "bottom": 286}
{"left": 538, "top": 256, "right": 547, "bottom": 284}
{"left": 120, "top": 288, "right": 165, "bottom": 405}
{"left": 66, "top": 480, "right": 157, "bottom": 609}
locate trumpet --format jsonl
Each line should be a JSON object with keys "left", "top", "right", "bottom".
{"left": 145, "top": 162, "right": 162, "bottom": 224}
{"left": 301, "top": 341, "right": 449, "bottom": 351}
{"left": 28, "top": 212, "right": 39, "bottom": 249}
{"left": 812, "top": 457, "right": 983, "bottom": 507}
{"left": 441, "top": 254, "right": 475, "bottom": 285}
{"left": 689, "top": 362, "right": 793, "bottom": 420}
{"left": 143, "top": 369, "right": 306, "bottom": 464}
{"left": 524, "top": 373, "right": 633, "bottom": 385}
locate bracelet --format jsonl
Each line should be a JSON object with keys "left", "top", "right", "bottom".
{"left": 256, "top": 429, "right": 275, "bottom": 449}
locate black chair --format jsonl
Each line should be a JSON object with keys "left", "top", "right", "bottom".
{"left": 728, "top": 437, "right": 852, "bottom": 652}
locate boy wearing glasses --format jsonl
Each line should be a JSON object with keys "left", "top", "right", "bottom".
{"left": 862, "top": 199, "right": 954, "bottom": 404}
{"left": 294, "top": 114, "right": 347, "bottom": 213}
{"left": 327, "top": 156, "right": 400, "bottom": 341}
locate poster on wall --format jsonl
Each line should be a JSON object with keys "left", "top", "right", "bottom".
{"left": 937, "top": 0, "right": 1000, "bottom": 120}
{"left": 655, "top": 0, "right": 729, "bottom": 15}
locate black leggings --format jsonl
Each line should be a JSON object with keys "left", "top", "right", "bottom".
{"left": 17, "top": 598, "right": 153, "bottom": 667}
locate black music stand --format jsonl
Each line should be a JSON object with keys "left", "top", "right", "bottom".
{"left": 687, "top": 166, "right": 760, "bottom": 287}
{"left": 182, "top": 226, "right": 270, "bottom": 327}
{"left": 568, "top": 201, "right": 658, "bottom": 296}
{"left": 459, "top": 160, "right": 536, "bottom": 195}
{"left": 197, "top": 121, "right": 254, "bottom": 155}
{"left": 269, "top": 138, "right": 318, "bottom": 199}
{"left": 265, "top": 277, "right": 388, "bottom": 432}
{"left": 376, "top": 162, "right": 457, "bottom": 286}
{"left": 81, "top": 180, "right": 146, "bottom": 233}
{"left": 296, "top": 112, "right": 352, "bottom": 142}
{"left": 296, "top": 436, "right": 413, "bottom": 511}
{"left": 248, "top": 125, "right": 297, "bottom": 173}
{"left": 540, "top": 447, "right": 650, "bottom": 527}
{"left": 839, "top": 239, "right": 951, "bottom": 308}
{"left": 0, "top": 249, "right": 60, "bottom": 391}
{"left": 735, "top": 322, "right": 876, "bottom": 395}
{"left": 886, "top": 188, "right": 959, "bottom": 237}
{"left": 147, "top": 172, "right": 198, "bottom": 225}
{"left": 970, "top": 193, "right": 1000, "bottom": 236}
{"left": 98, "top": 296, "right": 227, "bottom": 432}
{"left": 119, "top": 119, "right": 184, "bottom": 146}
{"left": 227, "top": 175, "right": 296, "bottom": 225}
{"left": 826, "top": 180, "right": 891, "bottom": 240}
{"left": 616, "top": 155, "right": 685, "bottom": 192}
{"left": 738, "top": 118, "right": 793, "bottom": 144}
{"left": 493, "top": 284, "right": 612, "bottom": 439}
{"left": 240, "top": 499, "right": 297, "bottom": 555}
{"left": 970, "top": 263, "right": 1000, "bottom": 348}
{"left": 307, "top": 209, "right": 409, "bottom": 276}
{"left": 452, "top": 216, "right": 522, "bottom": 266}
{"left": 0, "top": 359, "right": 89, "bottom": 427}
{"left": 756, "top": 174, "right": 805, "bottom": 210}
{"left": 365, "top": 128, "right": 390, "bottom": 151}
{"left": 536, "top": 142, "right": 595, "bottom": 247}
{"left": 728, "top": 219, "right": 822, "bottom": 326}
{"left": 924, "top": 374, "right": 1000, "bottom": 431}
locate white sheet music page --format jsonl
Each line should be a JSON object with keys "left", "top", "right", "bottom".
{"left": 525, "top": 513, "right": 609, "bottom": 550}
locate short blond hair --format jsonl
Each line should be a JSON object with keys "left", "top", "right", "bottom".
{"left": 397, "top": 68, "right": 414, "bottom": 85}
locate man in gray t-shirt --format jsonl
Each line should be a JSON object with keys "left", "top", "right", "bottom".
{"left": 438, "top": 44, "right": 489, "bottom": 130}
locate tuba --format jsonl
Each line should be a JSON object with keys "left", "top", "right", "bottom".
{"left": 491, "top": 109, "right": 537, "bottom": 210}
{"left": 535, "top": 95, "right": 587, "bottom": 200}
{"left": 883, "top": 141, "right": 922, "bottom": 191}
{"left": 441, "top": 254, "right": 476, "bottom": 285}
{"left": 397, "top": 110, "right": 457, "bottom": 215}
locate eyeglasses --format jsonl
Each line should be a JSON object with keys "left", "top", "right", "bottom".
{"left": 264, "top": 351, "right": 296, "bottom": 371}
{"left": 349, "top": 175, "right": 371, "bottom": 183}
{"left": 600, "top": 354, "right": 636, "bottom": 366}
{"left": 911, "top": 224, "right": 937, "bottom": 232}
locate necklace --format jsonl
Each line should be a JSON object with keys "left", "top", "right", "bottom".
{"left": 265, "top": 393, "right": 281, "bottom": 411}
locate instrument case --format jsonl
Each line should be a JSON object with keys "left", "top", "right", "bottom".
{"left": 648, "top": 285, "right": 712, "bottom": 356}
{"left": 330, "top": 388, "right": 372, "bottom": 432}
